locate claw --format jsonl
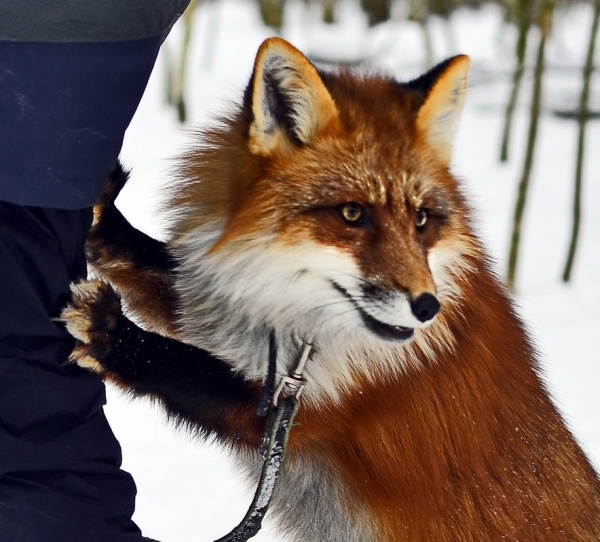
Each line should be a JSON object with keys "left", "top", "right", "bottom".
{"left": 59, "top": 280, "right": 121, "bottom": 375}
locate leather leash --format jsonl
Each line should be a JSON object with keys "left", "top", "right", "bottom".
{"left": 214, "top": 334, "right": 314, "bottom": 542}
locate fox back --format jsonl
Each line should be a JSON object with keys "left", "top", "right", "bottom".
{"left": 114, "top": 38, "right": 600, "bottom": 540}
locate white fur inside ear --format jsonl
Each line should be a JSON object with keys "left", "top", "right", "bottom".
{"left": 416, "top": 56, "right": 470, "bottom": 166}
{"left": 249, "top": 38, "right": 338, "bottom": 156}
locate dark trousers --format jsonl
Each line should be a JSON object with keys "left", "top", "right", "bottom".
{"left": 0, "top": 4, "right": 191, "bottom": 538}
{"left": 0, "top": 202, "right": 143, "bottom": 541}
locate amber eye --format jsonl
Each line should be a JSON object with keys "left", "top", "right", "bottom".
{"left": 338, "top": 202, "right": 365, "bottom": 226}
{"left": 416, "top": 208, "right": 428, "bottom": 229}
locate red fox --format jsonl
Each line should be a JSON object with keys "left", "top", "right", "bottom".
{"left": 62, "top": 38, "right": 600, "bottom": 540}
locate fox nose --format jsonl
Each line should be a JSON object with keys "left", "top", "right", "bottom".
{"left": 410, "top": 293, "right": 440, "bottom": 323}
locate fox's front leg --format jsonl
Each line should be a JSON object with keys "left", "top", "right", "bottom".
{"left": 62, "top": 280, "right": 265, "bottom": 448}
{"left": 87, "top": 163, "right": 179, "bottom": 336}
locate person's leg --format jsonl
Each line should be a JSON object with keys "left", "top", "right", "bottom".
{"left": 0, "top": 4, "right": 191, "bottom": 538}
{"left": 0, "top": 203, "right": 143, "bottom": 541}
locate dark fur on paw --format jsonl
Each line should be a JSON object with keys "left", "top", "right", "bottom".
{"left": 86, "top": 205, "right": 130, "bottom": 268}
{"left": 98, "top": 162, "right": 129, "bottom": 209}
{"left": 85, "top": 164, "right": 175, "bottom": 274}
{"left": 87, "top": 164, "right": 131, "bottom": 267}
{"left": 60, "top": 280, "right": 122, "bottom": 374}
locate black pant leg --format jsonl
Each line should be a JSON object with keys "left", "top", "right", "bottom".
{"left": 0, "top": 202, "right": 144, "bottom": 542}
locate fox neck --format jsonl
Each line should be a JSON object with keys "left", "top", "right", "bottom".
{"left": 171, "top": 224, "right": 600, "bottom": 540}
{"left": 275, "top": 264, "right": 600, "bottom": 540}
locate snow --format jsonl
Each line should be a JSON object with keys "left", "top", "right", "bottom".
{"left": 109, "top": 1, "right": 600, "bottom": 540}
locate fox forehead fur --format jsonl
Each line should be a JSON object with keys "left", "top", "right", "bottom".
{"left": 167, "top": 38, "right": 477, "bottom": 405}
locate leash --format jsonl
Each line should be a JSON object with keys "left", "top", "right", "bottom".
{"left": 214, "top": 334, "right": 314, "bottom": 542}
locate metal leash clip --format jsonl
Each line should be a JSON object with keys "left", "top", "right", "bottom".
{"left": 214, "top": 336, "right": 316, "bottom": 542}
{"left": 272, "top": 341, "right": 314, "bottom": 407}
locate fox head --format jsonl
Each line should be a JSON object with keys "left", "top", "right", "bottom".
{"left": 170, "top": 38, "right": 478, "bottom": 403}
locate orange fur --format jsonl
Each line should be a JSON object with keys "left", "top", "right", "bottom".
{"left": 290, "top": 262, "right": 600, "bottom": 539}
{"left": 82, "top": 39, "right": 600, "bottom": 540}
{"left": 164, "top": 40, "right": 600, "bottom": 540}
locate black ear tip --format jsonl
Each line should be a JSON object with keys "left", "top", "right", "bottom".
{"left": 405, "top": 55, "right": 469, "bottom": 99}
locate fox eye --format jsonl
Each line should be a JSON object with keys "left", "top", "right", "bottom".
{"left": 337, "top": 202, "right": 366, "bottom": 226}
{"left": 416, "top": 208, "right": 428, "bottom": 229}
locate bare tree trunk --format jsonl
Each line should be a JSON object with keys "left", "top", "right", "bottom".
{"left": 500, "top": 0, "right": 532, "bottom": 162}
{"left": 408, "top": 0, "right": 435, "bottom": 68}
{"left": 322, "top": 0, "right": 336, "bottom": 23}
{"left": 164, "top": 0, "right": 198, "bottom": 123}
{"left": 361, "top": 0, "right": 391, "bottom": 26}
{"left": 258, "top": 0, "right": 286, "bottom": 31}
{"left": 562, "top": 0, "right": 600, "bottom": 282}
{"left": 507, "top": 2, "right": 554, "bottom": 291}
{"left": 176, "top": 0, "right": 197, "bottom": 123}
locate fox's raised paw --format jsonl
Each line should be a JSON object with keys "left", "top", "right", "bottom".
{"left": 59, "top": 280, "right": 122, "bottom": 375}
{"left": 86, "top": 164, "right": 130, "bottom": 269}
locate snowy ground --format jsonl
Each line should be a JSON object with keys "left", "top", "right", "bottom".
{"left": 109, "top": 1, "right": 600, "bottom": 540}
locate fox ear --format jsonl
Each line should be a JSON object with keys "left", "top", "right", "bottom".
{"left": 414, "top": 55, "right": 470, "bottom": 167}
{"left": 247, "top": 37, "right": 339, "bottom": 156}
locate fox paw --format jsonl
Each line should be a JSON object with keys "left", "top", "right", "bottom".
{"left": 86, "top": 165, "right": 130, "bottom": 270}
{"left": 60, "top": 280, "right": 122, "bottom": 375}
{"left": 86, "top": 205, "right": 128, "bottom": 270}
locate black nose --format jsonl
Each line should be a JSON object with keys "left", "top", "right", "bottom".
{"left": 410, "top": 293, "right": 440, "bottom": 323}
